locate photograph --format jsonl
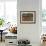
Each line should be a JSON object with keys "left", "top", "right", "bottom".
{"left": 20, "top": 11, "right": 36, "bottom": 24}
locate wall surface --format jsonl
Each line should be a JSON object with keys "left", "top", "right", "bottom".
{"left": 17, "top": 0, "right": 42, "bottom": 46}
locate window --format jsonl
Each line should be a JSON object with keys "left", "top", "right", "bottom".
{"left": 0, "top": 1, "right": 4, "bottom": 17}
{"left": 0, "top": 0, "right": 17, "bottom": 26}
{"left": 42, "top": 0, "right": 46, "bottom": 26}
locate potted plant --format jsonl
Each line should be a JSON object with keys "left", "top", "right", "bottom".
{"left": 0, "top": 18, "right": 5, "bottom": 27}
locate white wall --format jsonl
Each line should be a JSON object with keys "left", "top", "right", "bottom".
{"left": 17, "top": 0, "right": 42, "bottom": 46}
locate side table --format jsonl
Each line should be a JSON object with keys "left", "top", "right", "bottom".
{"left": 0, "top": 30, "right": 3, "bottom": 42}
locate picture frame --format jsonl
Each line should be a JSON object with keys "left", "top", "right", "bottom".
{"left": 20, "top": 11, "right": 36, "bottom": 24}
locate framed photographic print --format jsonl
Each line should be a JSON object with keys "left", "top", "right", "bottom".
{"left": 20, "top": 11, "right": 36, "bottom": 24}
